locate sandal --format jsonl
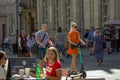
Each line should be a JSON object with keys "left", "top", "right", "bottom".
{"left": 97, "top": 59, "right": 102, "bottom": 65}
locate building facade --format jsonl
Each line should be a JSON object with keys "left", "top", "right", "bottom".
{"left": 20, "top": 0, "right": 37, "bottom": 34}
{"left": 1, "top": 0, "right": 119, "bottom": 43}
{"left": 37, "top": 0, "right": 120, "bottom": 37}
{"left": 0, "top": 0, "right": 16, "bottom": 43}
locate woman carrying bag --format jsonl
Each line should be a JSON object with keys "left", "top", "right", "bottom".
{"left": 67, "top": 22, "right": 85, "bottom": 75}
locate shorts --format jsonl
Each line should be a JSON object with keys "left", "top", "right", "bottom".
{"left": 38, "top": 47, "right": 47, "bottom": 60}
{"left": 90, "top": 41, "right": 93, "bottom": 47}
{"left": 56, "top": 43, "right": 64, "bottom": 53}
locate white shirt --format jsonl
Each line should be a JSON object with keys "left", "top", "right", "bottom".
{"left": 27, "top": 37, "right": 35, "bottom": 49}
{"left": 0, "top": 66, "right": 6, "bottom": 79}
{"left": 18, "top": 37, "right": 22, "bottom": 48}
{"left": 93, "top": 31, "right": 96, "bottom": 37}
{"left": 3, "top": 37, "right": 9, "bottom": 43}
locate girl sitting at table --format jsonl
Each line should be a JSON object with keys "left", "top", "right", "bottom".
{"left": 0, "top": 51, "right": 7, "bottom": 80}
{"left": 30, "top": 47, "right": 62, "bottom": 80}
{"left": 43, "top": 46, "right": 62, "bottom": 80}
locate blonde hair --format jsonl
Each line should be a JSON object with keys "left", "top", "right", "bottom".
{"left": 71, "top": 22, "right": 77, "bottom": 27}
{"left": 44, "top": 47, "right": 59, "bottom": 62}
{"left": 70, "top": 22, "right": 77, "bottom": 31}
{"left": 41, "top": 24, "right": 47, "bottom": 27}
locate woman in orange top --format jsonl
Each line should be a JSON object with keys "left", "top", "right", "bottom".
{"left": 68, "top": 22, "right": 85, "bottom": 74}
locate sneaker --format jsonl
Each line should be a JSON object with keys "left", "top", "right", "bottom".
{"left": 107, "top": 52, "right": 112, "bottom": 55}
{"left": 116, "top": 49, "right": 119, "bottom": 52}
{"left": 90, "top": 53, "right": 93, "bottom": 56}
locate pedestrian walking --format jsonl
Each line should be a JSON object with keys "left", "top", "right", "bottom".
{"left": 27, "top": 32, "right": 36, "bottom": 57}
{"left": 104, "top": 30, "right": 112, "bottom": 54}
{"left": 2, "top": 35, "right": 11, "bottom": 52}
{"left": 84, "top": 29, "right": 89, "bottom": 48}
{"left": 87, "top": 27, "right": 95, "bottom": 56}
{"left": 55, "top": 27, "right": 65, "bottom": 62}
{"left": 35, "top": 24, "right": 53, "bottom": 73}
{"left": 67, "top": 22, "right": 85, "bottom": 75}
{"left": 114, "top": 29, "right": 119, "bottom": 51}
{"left": 118, "top": 30, "right": 120, "bottom": 50}
{"left": 93, "top": 30, "right": 104, "bottom": 65}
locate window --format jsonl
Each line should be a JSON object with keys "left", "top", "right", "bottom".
{"left": 65, "top": 0, "right": 71, "bottom": 29}
{"left": 26, "top": 0, "right": 32, "bottom": 8}
{"left": 26, "top": 0, "right": 37, "bottom": 9}
{"left": 0, "top": 0, "right": 5, "bottom": 5}
{"left": 5, "top": 0, "right": 15, "bottom": 4}
{"left": 102, "top": 0, "right": 109, "bottom": 23}
{"left": 103, "top": 17, "right": 107, "bottom": 22}
{"left": 103, "top": 0, "right": 107, "bottom": 3}
{"left": 33, "top": 0, "right": 37, "bottom": 8}
{"left": 54, "top": 0, "right": 60, "bottom": 29}
{"left": 42, "top": 0, "right": 48, "bottom": 25}
{"left": 0, "top": 0, "right": 15, "bottom": 5}
{"left": 9, "top": 14, "right": 15, "bottom": 35}
{"left": 103, "top": 5, "right": 108, "bottom": 16}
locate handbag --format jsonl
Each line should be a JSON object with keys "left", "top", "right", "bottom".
{"left": 70, "top": 44, "right": 78, "bottom": 49}
{"left": 21, "top": 47, "right": 29, "bottom": 53}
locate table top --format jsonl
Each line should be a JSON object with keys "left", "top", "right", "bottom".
{"left": 11, "top": 74, "right": 46, "bottom": 80}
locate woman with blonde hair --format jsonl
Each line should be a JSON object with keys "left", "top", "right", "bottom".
{"left": 67, "top": 22, "right": 85, "bottom": 75}
{"left": 40, "top": 47, "right": 62, "bottom": 80}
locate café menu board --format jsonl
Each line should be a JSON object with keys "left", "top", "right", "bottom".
{"left": 8, "top": 57, "right": 37, "bottom": 77}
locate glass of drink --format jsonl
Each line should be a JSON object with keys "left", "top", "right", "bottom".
{"left": 19, "top": 69, "right": 24, "bottom": 78}
{"left": 25, "top": 68, "right": 30, "bottom": 78}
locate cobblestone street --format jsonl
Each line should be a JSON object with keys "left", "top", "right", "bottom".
{"left": 1, "top": 46, "right": 120, "bottom": 80}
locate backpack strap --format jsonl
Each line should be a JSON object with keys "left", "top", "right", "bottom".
{"left": 40, "top": 32, "right": 46, "bottom": 42}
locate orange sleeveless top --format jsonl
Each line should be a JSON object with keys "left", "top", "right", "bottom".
{"left": 67, "top": 31, "right": 80, "bottom": 54}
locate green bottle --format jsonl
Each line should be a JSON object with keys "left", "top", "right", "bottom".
{"left": 78, "top": 48, "right": 83, "bottom": 64}
{"left": 36, "top": 59, "right": 41, "bottom": 80}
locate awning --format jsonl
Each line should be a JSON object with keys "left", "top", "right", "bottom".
{"left": 104, "top": 20, "right": 120, "bottom": 25}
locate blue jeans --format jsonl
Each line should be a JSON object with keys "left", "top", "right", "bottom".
{"left": 56, "top": 43, "right": 64, "bottom": 53}
{"left": 38, "top": 47, "right": 47, "bottom": 60}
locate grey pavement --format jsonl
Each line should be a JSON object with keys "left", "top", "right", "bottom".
{"left": 62, "top": 48, "right": 120, "bottom": 80}
{"left": 1, "top": 45, "right": 120, "bottom": 80}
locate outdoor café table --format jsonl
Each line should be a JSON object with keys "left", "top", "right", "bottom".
{"left": 10, "top": 74, "right": 46, "bottom": 80}
{"left": 10, "top": 77, "right": 46, "bottom": 80}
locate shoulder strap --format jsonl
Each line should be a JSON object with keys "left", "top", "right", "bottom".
{"left": 40, "top": 33, "right": 46, "bottom": 42}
